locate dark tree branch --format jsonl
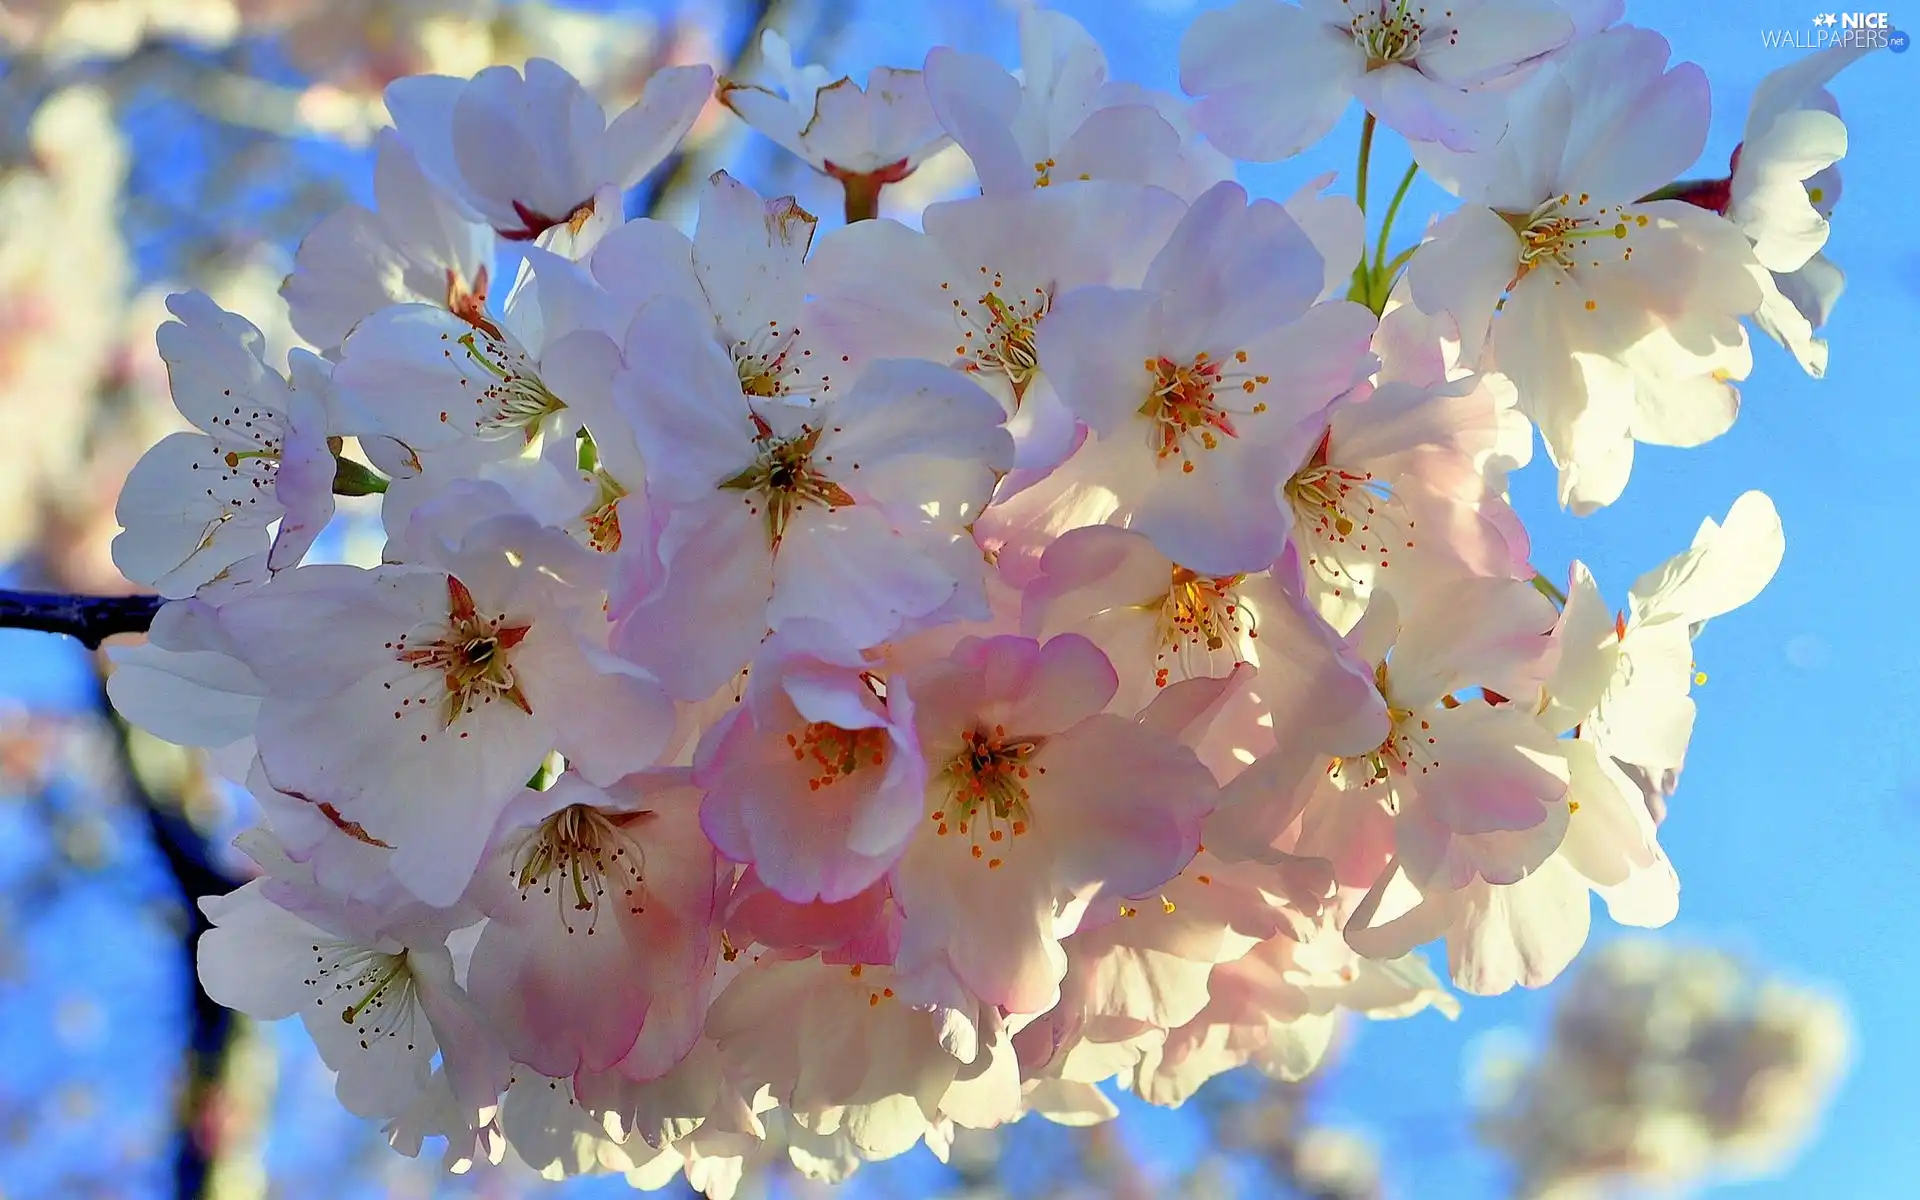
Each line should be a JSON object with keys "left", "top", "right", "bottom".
{"left": 0, "top": 589, "right": 163, "bottom": 647}
{"left": 95, "top": 679, "right": 245, "bottom": 1200}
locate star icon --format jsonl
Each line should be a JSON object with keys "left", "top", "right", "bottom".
{"left": 1821, "top": 12, "right": 1839, "bottom": 25}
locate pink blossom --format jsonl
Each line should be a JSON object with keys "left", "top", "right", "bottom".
{"left": 923, "top": 8, "right": 1209, "bottom": 199}
{"left": 1138, "top": 922, "right": 1457, "bottom": 1106}
{"left": 1033, "top": 181, "right": 1378, "bottom": 574}
{"left": 198, "top": 879, "right": 508, "bottom": 1123}
{"left": 217, "top": 524, "right": 675, "bottom": 906}
{"left": 719, "top": 31, "right": 951, "bottom": 204}
{"left": 1345, "top": 739, "right": 1676, "bottom": 993}
{"left": 1408, "top": 27, "right": 1760, "bottom": 512}
{"left": 1282, "top": 308, "right": 1532, "bottom": 630}
{"left": 804, "top": 180, "right": 1186, "bottom": 471}
{"left": 698, "top": 623, "right": 927, "bottom": 904}
{"left": 464, "top": 772, "right": 729, "bottom": 1080}
{"left": 888, "top": 634, "right": 1216, "bottom": 1015}
{"left": 707, "top": 955, "right": 965, "bottom": 1158}
{"left": 385, "top": 57, "right": 713, "bottom": 244}
{"left": 104, "top": 597, "right": 262, "bottom": 752}
{"left": 1031, "top": 840, "right": 1298, "bottom": 1071}
{"left": 281, "top": 130, "right": 495, "bottom": 356}
{"left": 1020, "top": 526, "right": 1381, "bottom": 730}
{"left": 569, "top": 170, "right": 838, "bottom": 405}
{"left": 1311, "top": 580, "right": 1571, "bottom": 896}
{"left": 1544, "top": 492, "right": 1783, "bottom": 784}
{"left": 112, "top": 292, "right": 337, "bottom": 598}
{"left": 83, "top": 23, "right": 1828, "bottom": 1186}
{"left": 611, "top": 310, "right": 1012, "bottom": 698}
{"left": 1026, "top": 675, "right": 1331, "bottom": 1052}
{"left": 1181, "top": 0, "right": 1604, "bottom": 161}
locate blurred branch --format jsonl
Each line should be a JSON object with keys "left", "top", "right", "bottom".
{"left": 0, "top": 589, "right": 162, "bottom": 647}
{"left": 96, "top": 674, "right": 251, "bottom": 1200}
{"left": 632, "top": 0, "right": 795, "bottom": 221}
{"left": 1071, "top": 1122, "right": 1155, "bottom": 1200}
{"left": 122, "top": 50, "right": 322, "bottom": 140}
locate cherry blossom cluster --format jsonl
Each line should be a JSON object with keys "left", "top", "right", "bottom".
{"left": 99, "top": 5, "right": 1870, "bottom": 1193}
{"left": 1477, "top": 940, "right": 1850, "bottom": 1197}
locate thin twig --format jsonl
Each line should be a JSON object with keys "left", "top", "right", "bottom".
{"left": 0, "top": 589, "right": 163, "bottom": 647}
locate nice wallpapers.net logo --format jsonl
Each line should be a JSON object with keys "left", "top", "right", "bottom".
{"left": 1763, "top": 12, "right": 1911, "bottom": 50}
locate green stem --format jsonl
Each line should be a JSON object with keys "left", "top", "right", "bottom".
{"left": 1375, "top": 161, "right": 1419, "bottom": 275}
{"left": 1530, "top": 573, "right": 1568, "bottom": 608}
{"left": 1346, "top": 113, "right": 1379, "bottom": 306}
{"left": 1355, "top": 112, "right": 1376, "bottom": 215}
{"left": 1356, "top": 244, "right": 1424, "bottom": 316}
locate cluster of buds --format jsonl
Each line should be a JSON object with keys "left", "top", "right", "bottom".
{"left": 98, "top": 4, "right": 1871, "bottom": 1193}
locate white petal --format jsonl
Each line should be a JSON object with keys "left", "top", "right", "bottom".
{"left": 1734, "top": 108, "right": 1847, "bottom": 274}
{"left": 922, "top": 47, "right": 1029, "bottom": 194}
{"left": 603, "top": 64, "right": 714, "bottom": 191}
{"left": 1448, "top": 864, "right": 1590, "bottom": 995}
{"left": 693, "top": 172, "right": 815, "bottom": 346}
{"left": 1417, "top": 1, "right": 1573, "bottom": 86}
{"left": 1628, "top": 490, "right": 1784, "bottom": 627}
{"left": 1407, "top": 206, "right": 1518, "bottom": 368}
{"left": 1556, "top": 29, "right": 1707, "bottom": 203}
{"left": 1180, "top": 1, "right": 1362, "bottom": 162}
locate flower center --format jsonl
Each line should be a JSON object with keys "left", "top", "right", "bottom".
{"left": 393, "top": 575, "right": 533, "bottom": 729}
{"left": 948, "top": 270, "right": 1050, "bottom": 400}
{"left": 1332, "top": 710, "right": 1436, "bottom": 793}
{"left": 1152, "top": 566, "right": 1254, "bottom": 689}
{"left": 732, "top": 318, "right": 829, "bottom": 401}
{"left": 1498, "top": 195, "right": 1647, "bottom": 293}
{"left": 718, "top": 420, "right": 856, "bottom": 550}
{"left": 510, "top": 803, "right": 647, "bottom": 936}
{"left": 1284, "top": 433, "right": 1412, "bottom": 594}
{"left": 578, "top": 467, "right": 628, "bottom": 553}
{"left": 303, "top": 943, "right": 420, "bottom": 1052}
{"left": 205, "top": 389, "right": 290, "bottom": 502}
{"left": 445, "top": 327, "right": 566, "bottom": 442}
{"left": 786, "top": 722, "right": 889, "bottom": 791}
{"left": 1138, "top": 351, "right": 1270, "bottom": 473}
{"left": 931, "top": 725, "right": 1046, "bottom": 869}
{"left": 1028, "top": 158, "right": 1092, "bottom": 188}
{"left": 737, "top": 358, "right": 784, "bottom": 398}
{"left": 843, "top": 963, "right": 900, "bottom": 1009}
{"left": 1349, "top": 0, "right": 1429, "bottom": 67}
{"left": 191, "top": 395, "right": 286, "bottom": 550}
{"left": 1329, "top": 664, "right": 1439, "bottom": 797}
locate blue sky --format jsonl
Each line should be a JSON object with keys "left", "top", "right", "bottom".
{"left": 2, "top": 1, "right": 1914, "bottom": 1196}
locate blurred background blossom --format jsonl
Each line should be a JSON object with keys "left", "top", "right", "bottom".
{"left": 0, "top": 0, "right": 1901, "bottom": 1197}
{"left": 1474, "top": 941, "right": 1850, "bottom": 1199}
